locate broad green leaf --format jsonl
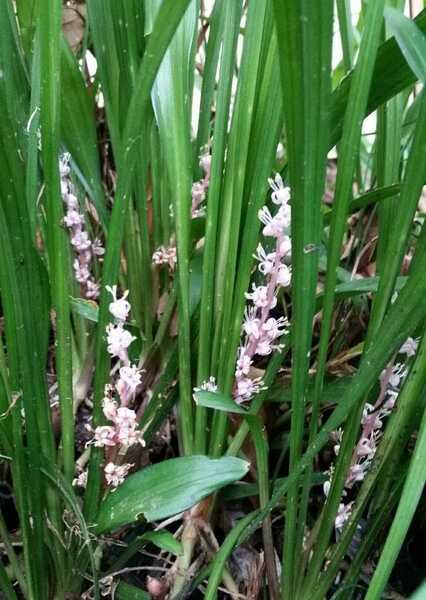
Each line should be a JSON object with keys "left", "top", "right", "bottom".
{"left": 70, "top": 297, "right": 99, "bottom": 323}
{"left": 385, "top": 7, "right": 426, "bottom": 84}
{"left": 141, "top": 531, "right": 183, "bottom": 556}
{"left": 194, "top": 390, "right": 248, "bottom": 414}
{"left": 95, "top": 456, "right": 249, "bottom": 533}
{"left": 116, "top": 582, "right": 150, "bottom": 600}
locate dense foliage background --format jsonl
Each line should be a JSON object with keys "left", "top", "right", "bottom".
{"left": 0, "top": 1, "right": 426, "bottom": 598}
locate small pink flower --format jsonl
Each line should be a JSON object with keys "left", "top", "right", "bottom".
{"left": 92, "top": 238, "right": 105, "bottom": 256}
{"left": 71, "top": 230, "right": 91, "bottom": 251}
{"left": 277, "top": 264, "right": 291, "bottom": 287}
{"left": 72, "top": 471, "right": 88, "bottom": 488}
{"left": 102, "top": 397, "right": 118, "bottom": 421}
{"left": 64, "top": 209, "right": 85, "bottom": 228}
{"left": 115, "top": 406, "right": 137, "bottom": 429}
{"left": 104, "top": 462, "right": 134, "bottom": 487}
{"left": 268, "top": 173, "right": 291, "bottom": 205}
{"left": 335, "top": 502, "right": 353, "bottom": 531}
{"left": 93, "top": 426, "right": 116, "bottom": 447}
{"left": 106, "top": 323, "right": 136, "bottom": 358}
{"left": 117, "top": 365, "right": 142, "bottom": 395}
{"left": 106, "top": 285, "right": 131, "bottom": 322}
{"left": 73, "top": 260, "right": 90, "bottom": 283}
{"left": 245, "top": 284, "right": 276, "bottom": 309}
{"left": 235, "top": 348, "right": 252, "bottom": 377}
{"left": 86, "top": 279, "right": 100, "bottom": 299}
{"left": 253, "top": 244, "right": 275, "bottom": 275}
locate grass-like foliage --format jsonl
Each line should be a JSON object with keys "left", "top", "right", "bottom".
{"left": 0, "top": 1, "right": 426, "bottom": 598}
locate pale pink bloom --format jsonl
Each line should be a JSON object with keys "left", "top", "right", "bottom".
{"left": 72, "top": 471, "right": 88, "bottom": 488}
{"left": 357, "top": 436, "right": 376, "bottom": 458}
{"left": 389, "top": 363, "right": 407, "bottom": 388}
{"left": 104, "top": 462, "right": 134, "bottom": 487}
{"left": 59, "top": 155, "right": 71, "bottom": 177}
{"left": 262, "top": 317, "right": 288, "bottom": 340}
{"left": 236, "top": 377, "right": 264, "bottom": 402}
{"left": 73, "top": 260, "right": 90, "bottom": 283}
{"left": 253, "top": 244, "right": 276, "bottom": 275}
{"left": 117, "top": 365, "right": 142, "bottom": 395}
{"left": 102, "top": 397, "right": 118, "bottom": 421}
{"left": 116, "top": 426, "right": 144, "bottom": 447}
{"left": 106, "top": 323, "right": 136, "bottom": 358}
{"left": 279, "top": 236, "right": 292, "bottom": 256}
{"left": 399, "top": 337, "right": 419, "bottom": 357}
{"left": 335, "top": 502, "right": 353, "bottom": 531}
{"left": 115, "top": 406, "right": 137, "bottom": 429}
{"left": 268, "top": 173, "right": 291, "bottom": 205}
{"left": 106, "top": 285, "right": 131, "bottom": 322}
{"left": 256, "top": 338, "right": 273, "bottom": 356}
{"left": 93, "top": 426, "right": 116, "bottom": 447}
{"left": 245, "top": 284, "right": 276, "bottom": 309}
{"left": 65, "top": 193, "right": 79, "bottom": 210}
{"left": 152, "top": 246, "right": 177, "bottom": 270}
{"left": 243, "top": 308, "right": 262, "bottom": 339}
{"left": 194, "top": 376, "right": 218, "bottom": 393}
{"left": 258, "top": 206, "right": 283, "bottom": 238}
{"left": 86, "top": 279, "right": 100, "bottom": 299}
{"left": 92, "top": 238, "right": 105, "bottom": 256}
{"left": 277, "top": 264, "right": 291, "bottom": 287}
{"left": 384, "top": 390, "right": 398, "bottom": 410}
{"left": 71, "top": 230, "right": 91, "bottom": 251}
{"left": 64, "top": 209, "right": 85, "bottom": 228}
{"left": 235, "top": 348, "right": 252, "bottom": 377}
{"left": 323, "top": 479, "right": 331, "bottom": 497}
{"left": 191, "top": 181, "right": 205, "bottom": 204}
{"left": 200, "top": 152, "right": 211, "bottom": 177}
{"left": 348, "top": 463, "right": 366, "bottom": 485}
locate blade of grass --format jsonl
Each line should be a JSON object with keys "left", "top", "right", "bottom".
{"left": 246, "top": 415, "right": 279, "bottom": 600}
{"left": 195, "top": 0, "right": 243, "bottom": 453}
{"left": 271, "top": 4, "right": 333, "bottom": 596}
{"left": 209, "top": 0, "right": 272, "bottom": 455}
{"left": 39, "top": 0, "right": 75, "bottom": 484}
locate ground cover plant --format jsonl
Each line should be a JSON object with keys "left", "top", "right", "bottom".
{"left": 0, "top": 0, "right": 426, "bottom": 598}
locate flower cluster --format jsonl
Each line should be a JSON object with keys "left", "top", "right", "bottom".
{"left": 152, "top": 245, "right": 177, "bottom": 270}
{"left": 324, "top": 340, "right": 415, "bottom": 531}
{"left": 234, "top": 174, "right": 291, "bottom": 403}
{"left": 60, "top": 154, "right": 104, "bottom": 299}
{"left": 88, "top": 286, "right": 144, "bottom": 488}
{"left": 191, "top": 148, "right": 211, "bottom": 218}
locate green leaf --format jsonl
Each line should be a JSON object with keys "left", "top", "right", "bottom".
{"left": 140, "top": 531, "right": 183, "bottom": 556}
{"left": 94, "top": 456, "right": 249, "bottom": 533}
{"left": 385, "top": 7, "right": 426, "bottom": 84}
{"left": 194, "top": 390, "right": 248, "bottom": 414}
{"left": 70, "top": 297, "right": 99, "bottom": 323}
{"left": 116, "top": 582, "right": 150, "bottom": 600}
